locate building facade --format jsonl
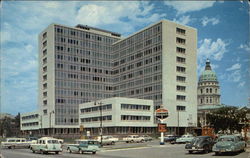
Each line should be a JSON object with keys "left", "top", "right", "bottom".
{"left": 197, "top": 59, "right": 221, "bottom": 127}
{"left": 79, "top": 97, "right": 155, "bottom": 135}
{"left": 26, "top": 19, "right": 197, "bottom": 135}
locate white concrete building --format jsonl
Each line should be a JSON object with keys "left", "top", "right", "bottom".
{"left": 79, "top": 97, "right": 155, "bottom": 134}
{"left": 21, "top": 19, "right": 197, "bottom": 135}
{"left": 20, "top": 111, "right": 40, "bottom": 131}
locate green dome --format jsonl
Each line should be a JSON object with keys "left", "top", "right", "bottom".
{"left": 199, "top": 59, "right": 218, "bottom": 82}
{"left": 199, "top": 70, "right": 218, "bottom": 82}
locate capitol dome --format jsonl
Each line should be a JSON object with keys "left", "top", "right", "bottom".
{"left": 199, "top": 59, "right": 218, "bottom": 82}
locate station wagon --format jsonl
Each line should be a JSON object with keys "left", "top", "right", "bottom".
{"left": 30, "top": 137, "right": 62, "bottom": 154}
{"left": 66, "top": 139, "right": 100, "bottom": 154}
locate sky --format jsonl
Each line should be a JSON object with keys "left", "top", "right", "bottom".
{"left": 1, "top": 1, "right": 249, "bottom": 115}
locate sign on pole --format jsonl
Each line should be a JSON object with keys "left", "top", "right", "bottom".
{"left": 158, "top": 123, "right": 167, "bottom": 132}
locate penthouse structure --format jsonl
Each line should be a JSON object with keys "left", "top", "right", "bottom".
{"left": 22, "top": 20, "right": 197, "bottom": 135}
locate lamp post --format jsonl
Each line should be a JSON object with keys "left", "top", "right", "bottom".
{"left": 95, "top": 101, "right": 103, "bottom": 146}
{"left": 100, "top": 102, "right": 103, "bottom": 146}
{"left": 49, "top": 110, "right": 55, "bottom": 136}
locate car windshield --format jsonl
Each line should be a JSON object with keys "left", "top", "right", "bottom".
{"left": 191, "top": 137, "right": 203, "bottom": 143}
{"left": 218, "top": 137, "right": 234, "bottom": 142}
{"left": 88, "top": 141, "right": 99, "bottom": 145}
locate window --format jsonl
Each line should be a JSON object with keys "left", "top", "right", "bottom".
{"left": 42, "top": 49, "right": 47, "bottom": 56}
{"left": 177, "top": 85, "right": 186, "bottom": 91}
{"left": 176, "top": 28, "right": 186, "bottom": 35}
{"left": 42, "top": 32, "right": 47, "bottom": 39}
{"left": 176, "top": 105, "right": 186, "bottom": 111}
{"left": 177, "top": 95, "right": 186, "bottom": 101}
{"left": 43, "top": 41, "right": 47, "bottom": 47}
{"left": 177, "top": 66, "right": 186, "bottom": 73}
{"left": 176, "top": 57, "right": 186, "bottom": 63}
{"left": 176, "top": 76, "right": 186, "bottom": 82}
{"left": 210, "top": 88, "right": 212, "bottom": 93}
{"left": 176, "top": 37, "right": 185, "bottom": 44}
{"left": 43, "top": 109, "right": 47, "bottom": 115}
{"left": 176, "top": 47, "right": 185, "bottom": 54}
{"left": 200, "top": 89, "right": 203, "bottom": 94}
{"left": 43, "top": 100, "right": 47, "bottom": 106}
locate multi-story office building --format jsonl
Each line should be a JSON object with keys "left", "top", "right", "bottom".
{"left": 39, "top": 24, "right": 121, "bottom": 134}
{"left": 79, "top": 97, "right": 155, "bottom": 134}
{"left": 33, "top": 19, "right": 197, "bottom": 135}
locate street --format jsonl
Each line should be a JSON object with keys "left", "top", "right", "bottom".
{"left": 1, "top": 140, "right": 249, "bottom": 158}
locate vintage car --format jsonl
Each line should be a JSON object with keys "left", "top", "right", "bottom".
{"left": 96, "top": 136, "right": 119, "bottom": 145}
{"left": 185, "top": 136, "right": 215, "bottom": 153}
{"left": 141, "top": 135, "right": 153, "bottom": 142}
{"left": 30, "top": 137, "right": 62, "bottom": 154}
{"left": 1, "top": 138, "right": 31, "bottom": 149}
{"left": 66, "top": 139, "right": 100, "bottom": 154}
{"left": 164, "top": 135, "right": 181, "bottom": 143}
{"left": 176, "top": 134, "right": 195, "bottom": 144}
{"left": 212, "top": 135, "right": 246, "bottom": 155}
{"left": 123, "top": 135, "right": 145, "bottom": 143}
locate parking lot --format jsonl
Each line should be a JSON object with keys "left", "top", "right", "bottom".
{"left": 1, "top": 140, "right": 249, "bottom": 158}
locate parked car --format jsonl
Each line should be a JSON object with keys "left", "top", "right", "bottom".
{"left": 96, "top": 136, "right": 119, "bottom": 145}
{"left": 185, "top": 136, "right": 215, "bottom": 153}
{"left": 30, "top": 137, "right": 62, "bottom": 154}
{"left": 176, "top": 134, "right": 195, "bottom": 144}
{"left": 123, "top": 135, "right": 145, "bottom": 143}
{"left": 66, "top": 139, "right": 99, "bottom": 154}
{"left": 1, "top": 138, "right": 31, "bottom": 149}
{"left": 212, "top": 135, "right": 246, "bottom": 155}
{"left": 141, "top": 135, "right": 153, "bottom": 142}
{"left": 26, "top": 137, "right": 38, "bottom": 144}
{"left": 164, "top": 135, "right": 181, "bottom": 143}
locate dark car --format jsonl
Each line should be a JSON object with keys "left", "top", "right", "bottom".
{"left": 185, "top": 136, "right": 215, "bottom": 154}
{"left": 164, "top": 135, "right": 181, "bottom": 144}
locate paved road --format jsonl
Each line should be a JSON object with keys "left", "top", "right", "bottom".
{"left": 1, "top": 142, "right": 249, "bottom": 158}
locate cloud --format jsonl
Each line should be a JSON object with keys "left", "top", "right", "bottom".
{"left": 173, "top": 15, "right": 193, "bottom": 25}
{"left": 164, "top": 1, "right": 216, "bottom": 14}
{"left": 238, "top": 81, "right": 245, "bottom": 87}
{"left": 228, "top": 70, "right": 241, "bottom": 82}
{"left": 239, "top": 42, "right": 250, "bottom": 51}
{"left": 226, "top": 63, "right": 241, "bottom": 71}
{"left": 201, "top": 16, "right": 220, "bottom": 26}
{"left": 198, "top": 38, "right": 228, "bottom": 63}
{"left": 75, "top": 2, "right": 166, "bottom": 34}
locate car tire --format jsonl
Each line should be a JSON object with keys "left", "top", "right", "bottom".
{"left": 215, "top": 152, "right": 219, "bottom": 156}
{"left": 203, "top": 146, "right": 209, "bottom": 154}
{"left": 92, "top": 151, "right": 96, "bottom": 154}
{"left": 111, "top": 141, "right": 115, "bottom": 145}
{"left": 55, "top": 151, "right": 59, "bottom": 154}
{"left": 188, "top": 151, "right": 193, "bottom": 154}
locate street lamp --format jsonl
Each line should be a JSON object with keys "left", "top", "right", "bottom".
{"left": 49, "top": 110, "right": 55, "bottom": 135}
{"left": 94, "top": 101, "right": 103, "bottom": 146}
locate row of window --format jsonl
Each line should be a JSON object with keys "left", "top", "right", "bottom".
{"left": 22, "top": 122, "right": 39, "bottom": 127}
{"left": 22, "top": 114, "right": 39, "bottom": 120}
{"left": 200, "top": 97, "right": 219, "bottom": 104}
{"left": 121, "top": 115, "right": 150, "bottom": 121}
{"left": 121, "top": 104, "right": 150, "bottom": 111}
{"left": 80, "top": 104, "right": 112, "bottom": 113}
{"left": 200, "top": 88, "right": 218, "bottom": 94}
{"left": 80, "top": 115, "right": 112, "bottom": 123}
{"left": 55, "top": 26, "right": 119, "bottom": 44}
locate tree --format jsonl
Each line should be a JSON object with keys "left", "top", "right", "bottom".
{"left": 206, "top": 106, "right": 249, "bottom": 133}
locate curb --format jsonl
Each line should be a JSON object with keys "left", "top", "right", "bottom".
{"left": 101, "top": 145, "right": 148, "bottom": 151}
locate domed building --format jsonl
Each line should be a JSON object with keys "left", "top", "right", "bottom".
{"left": 197, "top": 59, "right": 223, "bottom": 127}
{"left": 198, "top": 59, "right": 220, "bottom": 106}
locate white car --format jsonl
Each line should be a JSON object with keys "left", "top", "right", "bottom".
{"left": 96, "top": 136, "right": 119, "bottom": 145}
{"left": 1, "top": 138, "right": 31, "bottom": 149}
{"left": 123, "top": 135, "right": 145, "bottom": 143}
{"left": 30, "top": 137, "right": 62, "bottom": 154}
